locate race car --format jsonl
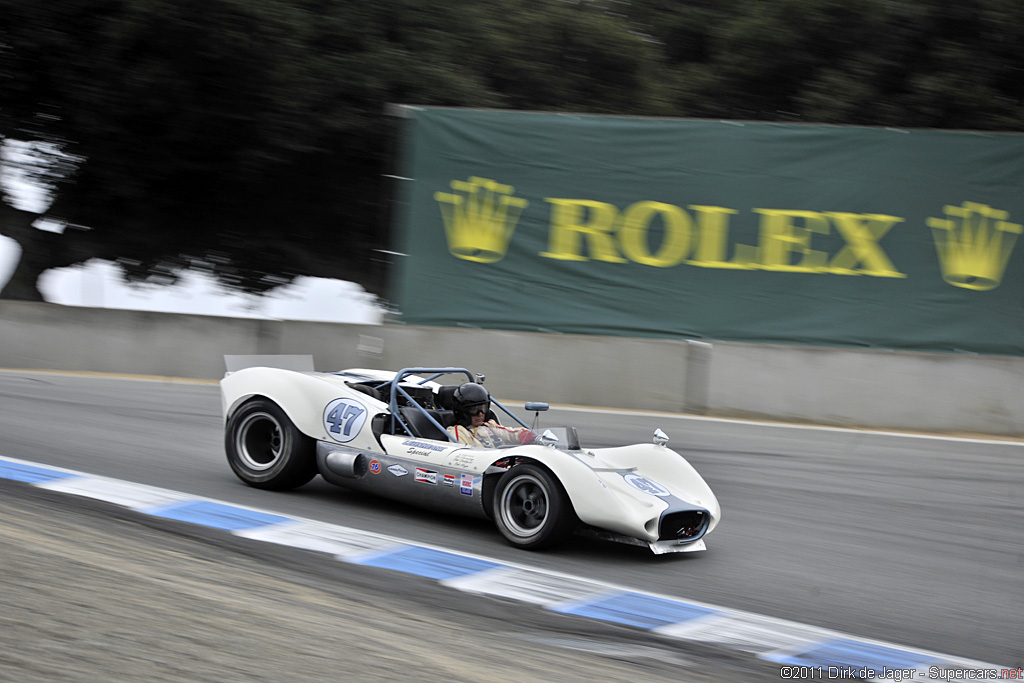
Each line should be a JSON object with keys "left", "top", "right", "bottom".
{"left": 220, "top": 361, "right": 720, "bottom": 554}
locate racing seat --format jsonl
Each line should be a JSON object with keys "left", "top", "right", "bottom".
{"left": 399, "top": 406, "right": 453, "bottom": 442}
{"left": 434, "top": 385, "right": 458, "bottom": 410}
{"left": 349, "top": 382, "right": 385, "bottom": 402}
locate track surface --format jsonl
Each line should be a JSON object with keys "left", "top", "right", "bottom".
{"left": 1, "top": 371, "right": 1021, "bottom": 667}
{"left": 3, "top": 479, "right": 750, "bottom": 682}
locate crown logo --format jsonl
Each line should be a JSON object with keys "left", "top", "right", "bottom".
{"left": 434, "top": 177, "right": 528, "bottom": 263}
{"left": 927, "top": 202, "right": 1021, "bottom": 291}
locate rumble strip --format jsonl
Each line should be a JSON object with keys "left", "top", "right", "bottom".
{"left": 0, "top": 454, "right": 1009, "bottom": 677}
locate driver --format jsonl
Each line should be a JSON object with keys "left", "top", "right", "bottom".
{"left": 446, "top": 382, "right": 536, "bottom": 447}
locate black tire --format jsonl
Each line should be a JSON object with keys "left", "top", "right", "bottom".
{"left": 225, "top": 398, "right": 317, "bottom": 490}
{"left": 493, "top": 463, "right": 577, "bottom": 549}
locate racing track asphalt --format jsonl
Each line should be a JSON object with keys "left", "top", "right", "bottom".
{"left": 0, "top": 370, "right": 1021, "bottom": 669}
{"left": 2, "top": 477, "right": 754, "bottom": 682}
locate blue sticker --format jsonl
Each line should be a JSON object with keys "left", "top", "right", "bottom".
{"left": 323, "top": 398, "right": 368, "bottom": 443}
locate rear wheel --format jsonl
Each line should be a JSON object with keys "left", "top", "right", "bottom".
{"left": 493, "top": 463, "right": 576, "bottom": 549}
{"left": 225, "top": 398, "right": 317, "bottom": 490}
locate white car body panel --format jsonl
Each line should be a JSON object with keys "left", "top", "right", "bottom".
{"left": 221, "top": 364, "right": 720, "bottom": 553}
{"left": 222, "top": 368, "right": 389, "bottom": 454}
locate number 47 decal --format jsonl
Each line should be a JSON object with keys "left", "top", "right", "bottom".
{"left": 323, "top": 398, "right": 368, "bottom": 443}
{"left": 328, "top": 403, "right": 364, "bottom": 435}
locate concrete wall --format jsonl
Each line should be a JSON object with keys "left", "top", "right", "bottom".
{"left": 707, "top": 342, "right": 1024, "bottom": 435}
{"left": 2, "top": 301, "right": 1021, "bottom": 436}
{"left": 0, "top": 302, "right": 692, "bottom": 412}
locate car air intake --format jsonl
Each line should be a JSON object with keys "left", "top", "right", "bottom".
{"left": 658, "top": 509, "right": 709, "bottom": 542}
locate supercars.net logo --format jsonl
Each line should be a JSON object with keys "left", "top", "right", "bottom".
{"left": 434, "top": 176, "right": 528, "bottom": 263}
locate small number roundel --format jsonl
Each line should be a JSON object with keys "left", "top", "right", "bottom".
{"left": 323, "top": 398, "right": 368, "bottom": 443}
{"left": 623, "top": 473, "right": 670, "bottom": 497}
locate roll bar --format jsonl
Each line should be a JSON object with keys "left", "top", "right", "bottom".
{"left": 385, "top": 367, "right": 531, "bottom": 441}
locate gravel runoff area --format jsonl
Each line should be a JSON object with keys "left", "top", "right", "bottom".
{"left": 0, "top": 480, "right": 771, "bottom": 682}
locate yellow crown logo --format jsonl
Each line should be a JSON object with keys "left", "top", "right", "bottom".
{"left": 434, "top": 177, "right": 528, "bottom": 263}
{"left": 927, "top": 202, "right": 1021, "bottom": 291}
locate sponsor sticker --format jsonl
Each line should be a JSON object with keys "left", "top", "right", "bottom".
{"left": 460, "top": 473, "right": 474, "bottom": 496}
{"left": 368, "top": 460, "right": 381, "bottom": 474}
{"left": 415, "top": 468, "right": 438, "bottom": 485}
{"left": 387, "top": 464, "right": 409, "bottom": 477}
{"left": 401, "top": 440, "right": 448, "bottom": 452}
{"left": 443, "top": 474, "right": 456, "bottom": 488}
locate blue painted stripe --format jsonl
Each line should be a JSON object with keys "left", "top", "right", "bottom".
{"left": 766, "top": 637, "right": 937, "bottom": 672}
{"left": 0, "top": 460, "right": 78, "bottom": 484}
{"left": 350, "top": 546, "right": 500, "bottom": 580}
{"left": 144, "top": 501, "right": 292, "bottom": 531}
{"left": 552, "top": 591, "right": 718, "bottom": 629}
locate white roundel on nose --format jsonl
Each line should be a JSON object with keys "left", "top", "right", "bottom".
{"left": 623, "top": 473, "right": 670, "bottom": 497}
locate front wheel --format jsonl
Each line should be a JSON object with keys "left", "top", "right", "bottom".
{"left": 225, "top": 398, "right": 317, "bottom": 490}
{"left": 493, "top": 463, "right": 577, "bottom": 549}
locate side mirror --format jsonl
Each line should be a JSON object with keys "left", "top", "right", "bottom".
{"left": 526, "top": 402, "right": 549, "bottom": 431}
{"left": 654, "top": 428, "right": 670, "bottom": 447}
{"left": 540, "top": 429, "right": 559, "bottom": 447}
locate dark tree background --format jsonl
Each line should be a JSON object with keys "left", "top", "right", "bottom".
{"left": 2, "top": 0, "right": 1022, "bottom": 302}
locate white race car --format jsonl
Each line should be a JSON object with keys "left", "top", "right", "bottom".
{"left": 220, "top": 362, "right": 720, "bottom": 554}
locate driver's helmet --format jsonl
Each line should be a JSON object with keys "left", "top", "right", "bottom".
{"left": 453, "top": 382, "right": 490, "bottom": 421}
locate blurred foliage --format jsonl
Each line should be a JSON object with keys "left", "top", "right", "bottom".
{"left": 1, "top": 0, "right": 1023, "bottom": 300}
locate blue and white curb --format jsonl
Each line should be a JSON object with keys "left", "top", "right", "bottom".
{"left": 2, "top": 455, "right": 1014, "bottom": 678}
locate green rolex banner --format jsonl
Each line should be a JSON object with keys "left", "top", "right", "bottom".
{"left": 391, "top": 106, "right": 1024, "bottom": 355}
